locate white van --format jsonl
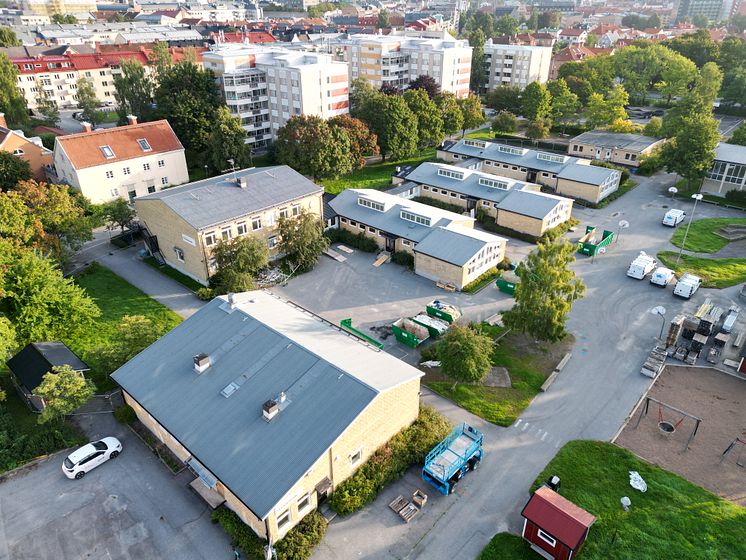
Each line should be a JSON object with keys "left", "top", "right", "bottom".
{"left": 662, "top": 209, "right": 686, "bottom": 227}
{"left": 650, "top": 267, "right": 675, "bottom": 287}
{"left": 673, "top": 274, "right": 701, "bottom": 298}
{"left": 627, "top": 252, "right": 657, "bottom": 280}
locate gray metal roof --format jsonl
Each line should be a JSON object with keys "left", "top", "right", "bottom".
{"left": 413, "top": 225, "right": 505, "bottom": 266}
{"left": 329, "top": 189, "right": 472, "bottom": 242}
{"left": 557, "top": 163, "right": 619, "bottom": 186}
{"left": 136, "top": 166, "right": 323, "bottom": 230}
{"left": 443, "top": 139, "right": 582, "bottom": 174}
{"left": 715, "top": 142, "right": 746, "bottom": 165}
{"left": 570, "top": 131, "right": 662, "bottom": 152}
{"left": 497, "top": 189, "right": 565, "bottom": 219}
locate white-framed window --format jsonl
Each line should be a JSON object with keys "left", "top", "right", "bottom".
{"left": 100, "top": 145, "right": 115, "bottom": 158}
{"left": 402, "top": 240, "right": 411, "bottom": 246}
{"left": 292, "top": 205, "right": 300, "bottom": 216}
{"left": 221, "top": 227, "right": 231, "bottom": 241}
{"left": 12, "top": 149, "right": 24, "bottom": 156}
{"left": 143, "top": 163, "right": 150, "bottom": 171}
{"left": 137, "top": 138, "right": 152, "bottom": 151}
{"left": 204, "top": 231, "right": 216, "bottom": 246}
{"left": 297, "top": 493, "right": 311, "bottom": 512}
{"left": 537, "top": 529, "right": 556, "bottom": 547}
{"left": 268, "top": 236, "right": 277, "bottom": 249}
{"left": 110, "top": 188, "right": 119, "bottom": 197}
{"left": 423, "top": 185, "right": 430, "bottom": 191}
{"left": 158, "top": 159, "right": 165, "bottom": 167}
{"left": 350, "top": 448, "right": 363, "bottom": 465}
{"left": 236, "top": 222, "right": 247, "bottom": 235}
{"left": 252, "top": 217, "right": 262, "bottom": 230}
{"left": 265, "top": 212, "right": 276, "bottom": 227}
{"left": 123, "top": 167, "right": 131, "bottom": 175}
{"left": 161, "top": 177, "right": 168, "bottom": 185}
{"left": 279, "top": 208, "right": 288, "bottom": 219}
{"left": 277, "top": 509, "right": 291, "bottom": 531}
{"left": 368, "top": 226, "right": 376, "bottom": 233}
{"left": 174, "top": 247, "right": 185, "bottom": 262}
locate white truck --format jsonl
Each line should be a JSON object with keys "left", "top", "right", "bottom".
{"left": 627, "top": 252, "right": 657, "bottom": 280}
{"left": 650, "top": 266, "right": 675, "bottom": 287}
{"left": 673, "top": 274, "right": 702, "bottom": 298}
{"left": 662, "top": 209, "right": 686, "bottom": 227}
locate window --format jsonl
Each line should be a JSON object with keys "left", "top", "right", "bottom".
{"left": 350, "top": 448, "right": 363, "bottom": 465}
{"left": 358, "top": 197, "right": 385, "bottom": 212}
{"left": 236, "top": 222, "right": 247, "bottom": 235}
{"left": 277, "top": 509, "right": 291, "bottom": 531}
{"left": 297, "top": 494, "right": 311, "bottom": 512}
{"left": 100, "top": 145, "right": 115, "bottom": 158}
{"left": 368, "top": 226, "right": 376, "bottom": 233}
{"left": 221, "top": 227, "right": 232, "bottom": 241}
{"left": 252, "top": 217, "right": 262, "bottom": 230}
{"left": 12, "top": 149, "right": 24, "bottom": 156}
{"left": 174, "top": 247, "right": 185, "bottom": 262}
{"left": 422, "top": 185, "right": 430, "bottom": 191}
{"left": 450, "top": 192, "right": 458, "bottom": 198}
{"left": 137, "top": 138, "right": 152, "bottom": 151}
{"left": 158, "top": 160, "right": 165, "bottom": 167}
{"left": 143, "top": 163, "right": 150, "bottom": 171}
{"left": 537, "top": 530, "right": 556, "bottom": 547}
{"left": 121, "top": 167, "right": 130, "bottom": 176}
{"left": 437, "top": 168, "right": 464, "bottom": 180}
{"left": 128, "top": 190, "right": 136, "bottom": 203}
{"left": 204, "top": 231, "right": 216, "bottom": 246}
{"left": 147, "top": 185, "right": 156, "bottom": 194}
{"left": 110, "top": 188, "right": 119, "bottom": 197}
{"left": 161, "top": 177, "right": 168, "bottom": 185}
{"left": 400, "top": 210, "right": 431, "bottom": 227}
{"left": 268, "top": 235, "right": 277, "bottom": 249}
{"left": 402, "top": 240, "right": 411, "bottom": 246}
{"left": 292, "top": 205, "right": 300, "bottom": 216}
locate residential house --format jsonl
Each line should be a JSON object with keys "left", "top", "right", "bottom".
{"left": 112, "top": 291, "right": 423, "bottom": 542}
{"left": 701, "top": 142, "right": 746, "bottom": 196}
{"left": 438, "top": 138, "right": 621, "bottom": 205}
{"left": 53, "top": 117, "right": 188, "bottom": 204}
{"left": 7, "top": 342, "right": 90, "bottom": 412}
{"left": 329, "top": 189, "right": 507, "bottom": 290}
{"left": 0, "top": 113, "right": 53, "bottom": 181}
{"left": 549, "top": 45, "right": 614, "bottom": 80}
{"left": 558, "top": 28, "right": 588, "bottom": 45}
{"left": 483, "top": 40, "right": 552, "bottom": 90}
{"left": 568, "top": 131, "right": 666, "bottom": 168}
{"left": 394, "top": 161, "right": 573, "bottom": 238}
{"left": 134, "top": 165, "right": 324, "bottom": 285}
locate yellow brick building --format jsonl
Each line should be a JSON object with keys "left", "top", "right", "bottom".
{"left": 112, "top": 291, "right": 423, "bottom": 544}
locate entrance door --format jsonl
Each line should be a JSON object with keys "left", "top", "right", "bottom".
{"left": 527, "top": 170, "right": 538, "bottom": 182}
{"left": 467, "top": 198, "right": 477, "bottom": 212}
{"left": 385, "top": 236, "right": 395, "bottom": 252}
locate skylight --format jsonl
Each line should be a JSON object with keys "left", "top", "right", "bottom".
{"left": 479, "top": 177, "right": 509, "bottom": 190}
{"left": 137, "top": 138, "right": 152, "bottom": 151}
{"left": 100, "top": 145, "right": 115, "bottom": 159}
{"left": 437, "top": 168, "right": 464, "bottom": 180}
{"left": 537, "top": 152, "right": 566, "bottom": 163}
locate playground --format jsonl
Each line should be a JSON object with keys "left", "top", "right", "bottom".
{"left": 615, "top": 366, "right": 746, "bottom": 506}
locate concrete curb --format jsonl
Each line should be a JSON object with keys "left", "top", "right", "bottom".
{"left": 540, "top": 352, "right": 572, "bottom": 392}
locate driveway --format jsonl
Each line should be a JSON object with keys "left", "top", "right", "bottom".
{"left": 0, "top": 413, "right": 230, "bottom": 560}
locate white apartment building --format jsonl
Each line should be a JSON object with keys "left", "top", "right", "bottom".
{"left": 483, "top": 40, "right": 552, "bottom": 91}
{"left": 53, "top": 118, "right": 189, "bottom": 203}
{"left": 0, "top": 8, "right": 50, "bottom": 25}
{"left": 203, "top": 45, "right": 349, "bottom": 148}
{"left": 21, "top": 0, "right": 96, "bottom": 16}
{"left": 332, "top": 30, "right": 472, "bottom": 97}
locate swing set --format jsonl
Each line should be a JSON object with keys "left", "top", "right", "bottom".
{"left": 720, "top": 437, "right": 746, "bottom": 468}
{"left": 633, "top": 396, "right": 702, "bottom": 451}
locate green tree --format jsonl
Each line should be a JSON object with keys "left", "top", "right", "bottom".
{"left": 329, "top": 114, "right": 379, "bottom": 170}
{"left": 692, "top": 14, "right": 709, "bottom": 28}
{"left": 437, "top": 324, "right": 493, "bottom": 389}
{"left": 728, "top": 126, "right": 746, "bottom": 146}
{"left": 520, "top": 82, "right": 551, "bottom": 121}
{"left": 472, "top": 11, "right": 494, "bottom": 37}
{"left": 349, "top": 78, "right": 378, "bottom": 118}
{"left": 526, "top": 118, "right": 551, "bottom": 141}
{"left": 149, "top": 41, "right": 172, "bottom": 78}
{"left": 51, "top": 13, "right": 77, "bottom": 23}
{"left": 659, "top": 112, "right": 720, "bottom": 189}
{"left": 0, "top": 152, "right": 32, "bottom": 192}
{"left": 102, "top": 198, "right": 135, "bottom": 234}
{"left": 97, "top": 315, "right": 160, "bottom": 372}
{"left": 76, "top": 77, "right": 102, "bottom": 125}
{"left": 277, "top": 209, "right": 328, "bottom": 272}
{"left": 212, "top": 235, "right": 269, "bottom": 276}
{"left": 662, "top": 91, "right": 711, "bottom": 137}
{"left": 154, "top": 62, "right": 222, "bottom": 154}
{"left": 721, "top": 67, "right": 746, "bottom": 107}
{"left": 492, "top": 111, "right": 518, "bottom": 134}
{"left": 275, "top": 115, "right": 353, "bottom": 178}
{"left": 730, "top": 14, "right": 746, "bottom": 33}
{"left": 0, "top": 192, "right": 36, "bottom": 247}
{"left": 606, "top": 118, "right": 642, "bottom": 133}
{"left": 0, "top": 53, "right": 27, "bottom": 126}
{"left": 503, "top": 237, "right": 585, "bottom": 342}
{"left": 366, "top": 94, "right": 418, "bottom": 160}
{"left": 437, "top": 324, "right": 494, "bottom": 388}
{"left": 654, "top": 51, "right": 698, "bottom": 104}
{"left": 469, "top": 29, "right": 487, "bottom": 93}
{"left": 35, "top": 81, "right": 59, "bottom": 125}
{"left": 2, "top": 250, "right": 100, "bottom": 344}
{"left": 403, "top": 88, "right": 444, "bottom": 148}
{"left": 585, "top": 85, "right": 628, "bottom": 129}
{"left": 378, "top": 9, "right": 390, "bottom": 28}
{"left": 494, "top": 15, "right": 519, "bottom": 36}
{"left": 457, "top": 94, "right": 485, "bottom": 135}
{"left": 586, "top": 33, "right": 598, "bottom": 47}
{"left": 0, "top": 27, "right": 20, "bottom": 47}
{"left": 208, "top": 106, "right": 250, "bottom": 173}
{"left": 537, "top": 11, "right": 561, "bottom": 28}
{"left": 558, "top": 55, "right": 615, "bottom": 98}
{"left": 547, "top": 78, "right": 579, "bottom": 133}
{"left": 662, "top": 30, "right": 719, "bottom": 67}
{"left": 484, "top": 85, "right": 522, "bottom": 114}
{"left": 0, "top": 316, "right": 16, "bottom": 363}
{"left": 114, "top": 58, "right": 154, "bottom": 125}
{"left": 36, "top": 365, "right": 96, "bottom": 424}
{"left": 436, "top": 92, "right": 464, "bottom": 137}
{"left": 643, "top": 116, "right": 664, "bottom": 137}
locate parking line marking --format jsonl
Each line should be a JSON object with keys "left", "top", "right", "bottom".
{"left": 515, "top": 419, "right": 522, "bottom": 427}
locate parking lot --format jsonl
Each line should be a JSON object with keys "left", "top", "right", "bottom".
{"left": 0, "top": 414, "right": 230, "bottom": 560}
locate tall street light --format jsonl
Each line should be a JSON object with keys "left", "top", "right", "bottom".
{"left": 616, "top": 219, "right": 629, "bottom": 244}
{"left": 676, "top": 193, "right": 703, "bottom": 265}
{"left": 651, "top": 306, "right": 667, "bottom": 341}
{"left": 668, "top": 186, "right": 678, "bottom": 201}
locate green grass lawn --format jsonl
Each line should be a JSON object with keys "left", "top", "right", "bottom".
{"left": 465, "top": 128, "right": 496, "bottom": 141}
{"left": 319, "top": 149, "right": 436, "bottom": 194}
{"left": 480, "top": 441, "right": 746, "bottom": 559}
{"left": 478, "top": 533, "right": 535, "bottom": 560}
{"left": 669, "top": 217, "right": 746, "bottom": 253}
{"left": 71, "top": 263, "right": 182, "bottom": 391}
{"left": 425, "top": 325, "right": 553, "bottom": 427}
{"left": 657, "top": 251, "right": 746, "bottom": 288}
{"left": 99, "top": 111, "right": 119, "bottom": 123}
{"left": 142, "top": 256, "right": 203, "bottom": 292}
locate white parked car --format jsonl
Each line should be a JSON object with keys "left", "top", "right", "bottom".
{"left": 650, "top": 267, "right": 675, "bottom": 287}
{"left": 662, "top": 209, "right": 686, "bottom": 227}
{"left": 673, "top": 274, "right": 702, "bottom": 299}
{"left": 62, "top": 437, "right": 122, "bottom": 479}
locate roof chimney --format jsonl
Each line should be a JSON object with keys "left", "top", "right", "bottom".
{"left": 126, "top": 114, "right": 138, "bottom": 125}
{"left": 193, "top": 353, "right": 211, "bottom": 374}
{"left": 238, "top": 176, "right": 249, "bottom": 189}
{"left": 80, "top": 121, "right": 92, "bottom": 133}
{"left": 0, "top": 113, "right": 6, "bottom": 128}
{"left": 263, "top": 399, "right": 279, "bottom": 422}
{"left": 228, "top": 292, "right": 237, "bottom": 308}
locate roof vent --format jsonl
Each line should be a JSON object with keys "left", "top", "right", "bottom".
{"left": 193, "top": 353, "right": 211, "bottom": 374}
{"left": 263, "top": 399, "right": 279, "bottom": 422}
{"left": 238, "top": 176, "right": 249, "bottom": 189}
{"left": 228, "top": 292, "right": 237, "bottom": 308}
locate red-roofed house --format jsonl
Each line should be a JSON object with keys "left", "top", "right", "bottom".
{"left": 521, "top": 486, "right": 596, "bottom": 560}
{"left": 0, "top": 113, "right": 53, "bottom": 181}
{"left": 53, "top": 117, "right": 188, "bottom": 203}
{"left": 558, "top": 28, "right": 588, "bottom": 45}
{"left": 549, "top": 45, "right": 613, "bottom": 79}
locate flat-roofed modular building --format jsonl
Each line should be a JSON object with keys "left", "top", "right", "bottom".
{"left": 568, "top": 131, "right": 665, "bottom": 168}
{"left": 701, "top": 142, "right": 746, "bottom": 197}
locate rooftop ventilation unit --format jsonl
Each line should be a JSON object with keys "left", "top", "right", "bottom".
{"left": 238, "top": 176, "right": 249, "bottom": 189}
{"left": 263, "top": 399, "right": 279, "bottom": 421}
{"left": 193, "top": 353, "right": 211, "bottom": 374}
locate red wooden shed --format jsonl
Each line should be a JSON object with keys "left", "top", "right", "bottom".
{"left": 521, "top": 486, "right": 596, "bottom": 560}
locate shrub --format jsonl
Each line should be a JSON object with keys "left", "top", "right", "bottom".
{"left": 114, "top": 404, "right": 136, "bottom": 424}
{"left": 196, "top": 287, "right": 215, "bottom": 301}
{"left": 329, "top": 406, "right": 451, "bottom": 516}
{"left": 211, "top": 508, "right": 266, "bottom": 559}
{"left": 725, "top": 190, "right": 746, "bottom": 204}
{"left": 419, "top": 343, "right": 439, "bottom": 362}
{"left": 637, "top": 150, "right": 663, "bottom": 176}
{"left": 462, "top": 267, "right": 500, "bottom": 293}
{"left": 412, "top": 195, "right": 464, "bottom": 213}
{"left": 541, "top": 217, "right": 579, "bottom": 243}
{"left": 391, "top": 251, "right": 414, "bottom": 269}
{"left": 325, "top": 227, "right": 379, "bottom": 252}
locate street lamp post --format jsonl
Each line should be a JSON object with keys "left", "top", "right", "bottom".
{"left": 676, "top": 193, "right": 703, "bottom": 265}
{"left": 668, "top": 186, "right": 678, "bottom": 201}
{"left": 651, "top": 306, "right": 667, "bottom": 341}
{"left": 616, "top": 219, "right": 629, "bottom": 244}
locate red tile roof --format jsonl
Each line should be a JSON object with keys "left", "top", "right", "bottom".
{"left": 522, "top": 486, "right": 596, "bottom": 550}
{"left": 11, "top": 52, "right": 149, "bottom": 75}
{"left": 560, "top": 28, "right": 586, "bottom": 36}
{"left": 56, "top": 120, "right": 183, "bottom": 170}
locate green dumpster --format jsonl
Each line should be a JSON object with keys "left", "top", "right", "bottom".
{"left": 495, "top": 270, "right": 520, "bottom": 295}
{"left": 577, "top": 225, "right": 614, "bottom": 256}
{"left": 340, "top": 318, "right": 384, "bottom": 349}
{"left": 425, "top": 300, "right": 462, "bottom": 324}
{"left": 411, "top": 314, "right": 450, "bottom": 339}
{"left": 392, "top": 318, "right": 430, "bottom": 348}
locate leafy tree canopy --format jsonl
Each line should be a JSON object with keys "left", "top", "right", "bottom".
{"left": 275, "top": 115, "right": 353, "bottom": 178}
{"left": 37, "top": 365, "right": 96, "bottom": 424}
{"left": 437, "top": 324, "right": 493, "bottom": 388}
{"left": 277, "top": 209, "right": 328, "bottom": 273}
{"left": 0, "top": 152, "right": 32, "bottom": 192}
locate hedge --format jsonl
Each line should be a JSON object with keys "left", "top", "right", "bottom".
{"left": 476, "top": 210, "right": 538, "bottom": 243}
{"left": 212, "top": 507, "right": 327, "bottom": 560}
{"left": 325, "top": 227, "right": 379, "bottom": 252}
{"left": 391, "top": 251, "right": 414, "bottom": 269}
{"left": 462, "top": 267, "right": 501, "bottom": 294}
{"left": 412, "top": 195, "right": 464, "bottom": 214}
{"left": 114, "top": 404, "right": 136, "bottom": 424}
{"left": 328, "top": 406, "right": 452, "bottom": 516}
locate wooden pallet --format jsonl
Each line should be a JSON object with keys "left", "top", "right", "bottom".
{"left": 389, "top": 495, "right": 408, "bottom": 513}
{"left": 436, "top": 280, "right": 456, "bottom": 292}
{"left": 398, "top": 503, "right": 419, "bottom": 523}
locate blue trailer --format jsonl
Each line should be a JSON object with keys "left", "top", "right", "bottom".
{"left": 422, "top": 423, "right": 484, "bottom": 495}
